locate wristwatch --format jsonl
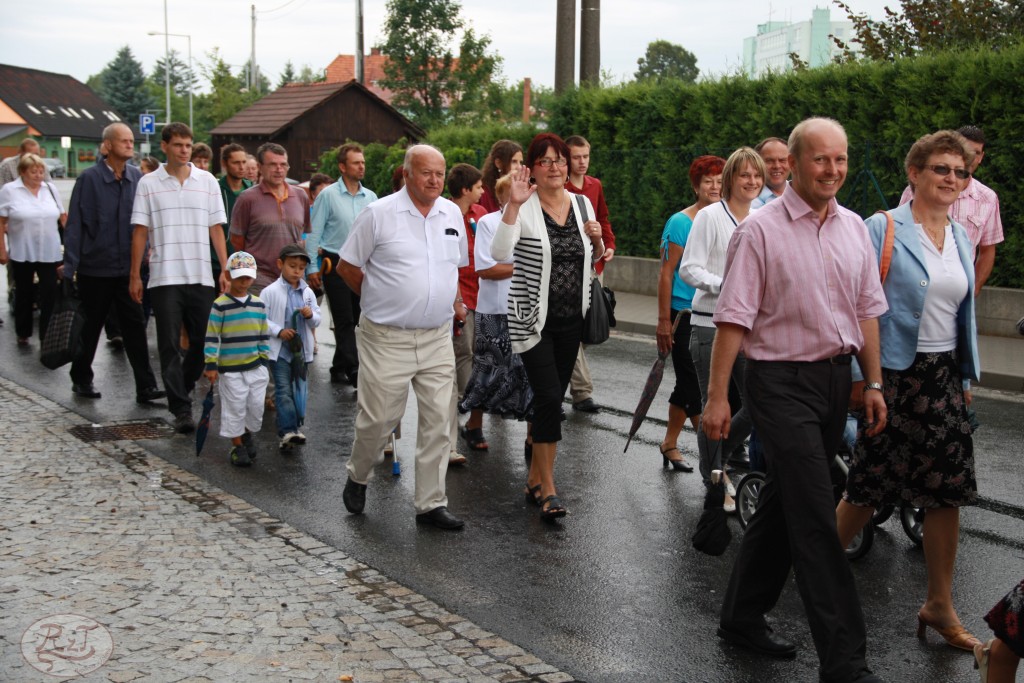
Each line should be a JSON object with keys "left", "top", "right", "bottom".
{"left": 862, "top": 382, "right": 883, "bottom": 393}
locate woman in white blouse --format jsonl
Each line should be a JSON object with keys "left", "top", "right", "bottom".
{"left": 0, "top": 153, "right": 66, "bottom": 345}
{"left": 679, "top": 147, "right": 765, "bottom": 509}
{"left": 837, "top": 130, "right": 981, "bottom": 654}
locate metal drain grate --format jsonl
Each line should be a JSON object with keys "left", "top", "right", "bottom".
{"left": 69, "top": 419, "right": 175, "bottom": 442}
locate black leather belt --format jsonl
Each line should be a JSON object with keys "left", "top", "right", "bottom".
{"left": 828, "top": 354, "right": 853, "bottom": 365}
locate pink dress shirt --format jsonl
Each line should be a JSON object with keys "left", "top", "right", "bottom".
{"left": 713, "top": 189, "right": 888, "bottom": 361}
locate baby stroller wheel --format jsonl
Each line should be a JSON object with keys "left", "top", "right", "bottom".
{"left": 735, "top": 471, "right": 766, "bottom": 530}
{"left": 845, "top": 523, "right": 873, "bottom": 561}
{"left": 900, "top": 503, "right": 925, "bottom": 545}
{"left": 872, "top": 504, "right": 895, "bottom": 525}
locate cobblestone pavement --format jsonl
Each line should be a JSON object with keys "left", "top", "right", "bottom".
{"left": 0, "top": 378, "right": 575, "bottom": 683}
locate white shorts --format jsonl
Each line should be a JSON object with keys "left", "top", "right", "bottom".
{"left": 218, "top": 365, "right": 270, "bottom": 438}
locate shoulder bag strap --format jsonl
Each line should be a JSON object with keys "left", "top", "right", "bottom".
{"left": 574, "top": 193, "right": 589, "bottom": 222}
{"left": 874, "top": 210, "right": 895, "bottom": 284}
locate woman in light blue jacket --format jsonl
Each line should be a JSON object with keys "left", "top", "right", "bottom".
{"left": 837, "top": 131, "right": 981, "bottom": 654}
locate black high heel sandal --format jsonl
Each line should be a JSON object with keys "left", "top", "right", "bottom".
{"left": 539, "top": 494, "right": 567, "bottom": 520}
{"left": 660, "top": 446, "right": 693, "bottom": 472}
{"left": 524, "top": 483, "right": 542, "bottom": 506}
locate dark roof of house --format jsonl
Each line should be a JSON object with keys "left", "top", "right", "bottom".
{"left": 0, "top": 63, "right": 118, "bottom": 140}
{"left": 210, "top": 79, "right": 423, "bottom": 138}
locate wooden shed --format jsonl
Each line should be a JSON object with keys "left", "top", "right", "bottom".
{"left": 209, "top": 80, "right": 423, "bottom": 180}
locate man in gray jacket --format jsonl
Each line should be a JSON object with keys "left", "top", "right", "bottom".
{"left": 63, "top": 122, "right": 164, "bottom": 403}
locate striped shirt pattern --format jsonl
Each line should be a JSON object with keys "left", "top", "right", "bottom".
{"left": 204, "top": 294, "right": 270, "bottom": 372}
{"left": 131, "top": 164, "right": 227, "bottom": 289}
{"left": 507, "top": 236, "right": 544, "bottom": 346}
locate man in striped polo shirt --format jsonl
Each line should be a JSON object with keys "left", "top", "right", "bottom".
{"left": 130, "top": 122, "right": 229, "bottom": 433}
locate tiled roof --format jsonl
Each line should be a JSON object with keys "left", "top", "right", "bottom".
{"left": 324, "top": 53, "right": 395, "bottom": 103}
{"left": 209, "top": 80, "right": 423, "bottom": 138}
{"left": 0, "top": 63, "right": 117, "bottom": 140}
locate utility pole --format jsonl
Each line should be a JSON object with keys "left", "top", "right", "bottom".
{"left": 579, "top": 0, "right": 600, "bottom": 86}
{"left": 554, "top": 0, "right": 576, "bottom": 94}
{"left": 250, "top": 4, "right": 257, "bottom": 92}
{"left": 355, "top": 0, "right": 364, "bottom": 84}
{"left": 163, "top": 0, "right": 170, "bottom": 124}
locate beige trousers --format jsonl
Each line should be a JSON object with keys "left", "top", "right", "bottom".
{"left": 569, "top": 344, "right": 593, "bottom": 402}
{"left": 346, "top": 316, "right": 455, "bottom": 513}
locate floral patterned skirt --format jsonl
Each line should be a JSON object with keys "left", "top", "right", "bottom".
{"left": 458, "top": 313, "right": 533, "bottom": 420}
{"left": 985, "top": 578, "right": 1024, "bottom": 658}
{"left": 844, "top": 351, "right": 977, "bottom": 509}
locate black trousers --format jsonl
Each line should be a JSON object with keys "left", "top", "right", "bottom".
{"left": 323, "top": 251, "right": 359, "bottom": 377}
{"left": 11, "top": 260, "right": 59, "bottom": 340}
{"left": 720, "top": 358, "right": 868, "bottom": 683}
{"left": 149, "top": 284, "right": 215, "bottom": 417}
{"left": 520, "top": 314, "right": 582, "bottom": 443}
{"left": 71, "top": 274, "right": 157, "bottom": 393}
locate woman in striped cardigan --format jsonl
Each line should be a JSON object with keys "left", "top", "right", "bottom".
{"left": 491, "top": 133, "right": 605, "bottom": 521}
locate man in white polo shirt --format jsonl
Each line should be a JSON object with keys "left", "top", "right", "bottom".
{"left": 130, "top": 122, "right": 229, "bottom": 433}
{"left": 337, "top": 144, "right": 468, "bottom": 530}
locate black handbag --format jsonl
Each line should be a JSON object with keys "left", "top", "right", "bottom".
{"left": 575, "top": 195, "right": 615, "bottom": 344}
{"left": 40, "top": 278, "right": 86, "bottom": 370}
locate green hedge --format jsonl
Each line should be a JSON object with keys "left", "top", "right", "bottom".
{"left": 548, "top": 43, "right": 1024, "bottom": 288}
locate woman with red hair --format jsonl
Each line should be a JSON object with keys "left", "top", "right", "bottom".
{"left": 492, "top": 133, "right": 605, "bottom": 521}
{"left": 656, "top": 155, "right": 725, "bottom": 472}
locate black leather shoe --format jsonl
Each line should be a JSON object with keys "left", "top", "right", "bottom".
{"left": 343, "top": 478, "right": 367, "bottom": 514}
{"left": 347, "top": 371, "right": 358, "bottom": 389}
{"left": 717, "top": 625, "right": 796, "bottom": 659}
{"left": 850, "top": 669, "right": 885, "bottom": 683}
{"left": 415, "top": 506, "right": 464, "bottom": 530}
{"left": 136, "top": 387, "right": 166, "bottom": 404}
{"left": 173, "top": 413, "right": 195, "bottom": 434}
{"left": 572, "top": 397, "right": 601, "bottom": 413}
{"left": 72, "top": 383, "right": 102, "bottom": 399}
{"left": 330, "top": 370, "right": 345, "bottom": 384}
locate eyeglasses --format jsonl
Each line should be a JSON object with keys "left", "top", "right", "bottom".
{"left": 536, "top": 157, "right": 567, "bottom": 168}
{"left": 925, "top": 164, "right": 970, "bottom": 180}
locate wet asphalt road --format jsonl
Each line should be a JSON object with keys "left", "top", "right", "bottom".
{"left": 2, "top": 303, "right": 1023, "bottom": 682}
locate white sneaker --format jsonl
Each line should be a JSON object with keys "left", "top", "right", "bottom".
{"left": 448, "top": 451, "right": 467, "bottom": 466}
{"left": 293, "top": 431, "right": 307, "bottom": 444}
{"left": 280, "top": 432, "right": 300, "bottom": 449}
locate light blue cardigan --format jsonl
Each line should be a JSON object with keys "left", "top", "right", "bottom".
{"left": 856, "top": 201, "right": 980, "bottom": 386}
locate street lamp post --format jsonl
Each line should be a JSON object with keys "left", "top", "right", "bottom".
{"left": 148, "top": 30, "right": 193, "bottom": 130}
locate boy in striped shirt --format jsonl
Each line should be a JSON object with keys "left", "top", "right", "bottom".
{"left": 204, "top": 252, "right": 270, "bottom": 467}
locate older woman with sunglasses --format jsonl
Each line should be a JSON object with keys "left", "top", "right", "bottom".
{"left": 837, "top": 130, "right": 981, "bottom": 653}
{"left": 492, "top": 133, "right": 604, "bottom": 521}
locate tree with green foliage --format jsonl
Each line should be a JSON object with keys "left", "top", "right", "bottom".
{"left": 296, "top": 64, "right": 326, "bottom": 84}
{"left": 833, "top": 0, "right": 1024, "bottom": 61}
{"left": 97, "top": 46, "right": 152, "bottom": 124}
{"left": 634, "top": 40, "right": 699, "bottom": 83}
{"left": 189, "top": 49, "right": 265, "bottom": 141}
{"left": 152, "top": 49, "right": 198, "bottom": 98}
{"left": 278, "top": 60, "right": 297, "bottom": 88}
{"left": 375, "top": 0, "right": 501, "bottom": 129}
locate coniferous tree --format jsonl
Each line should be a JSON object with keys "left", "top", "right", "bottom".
{"left": 100, "top": 46, "right": 152, "bottom": 124}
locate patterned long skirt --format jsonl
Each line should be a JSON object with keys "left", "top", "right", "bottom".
{"left": 844, "top": 351, "right": 977, "bottom": 509}
{"left": 985, "top": 578, "right": 1024, "bottom": 658}
{"left": 458, "top": 313, "right": 533, "bottom": 420}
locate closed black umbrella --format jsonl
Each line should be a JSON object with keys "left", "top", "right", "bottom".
{"left": 624, "top": 314, "right": 681, "bottom": 453}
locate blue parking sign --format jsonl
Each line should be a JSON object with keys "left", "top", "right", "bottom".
{"left": 139, "top": 114, "right": 156, "bottom": 135}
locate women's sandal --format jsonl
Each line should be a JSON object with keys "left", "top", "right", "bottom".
{"left": 916, "top": 611, "right": 982, "bottom": 652}
{"left": 524, "top": 484, "right": 542, "bottom": 507}
{"left": 660, "top": 446, "right": 693, "bottom": 472}
{"left": 461, "top": 426, "right": 488, "bottom": 452}
{"left": 974, "top": 639, "right": 992, "bottom": 682}
{"left": 539, "top": 495, "right": 567, "bottom": 520}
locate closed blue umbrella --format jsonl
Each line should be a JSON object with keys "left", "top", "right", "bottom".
{"left": 195, "top": 386, "right": 215, "bottom": 455}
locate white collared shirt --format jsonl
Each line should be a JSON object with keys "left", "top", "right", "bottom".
{"left": 0, "top": 178, "right": 63, "bottom": 262}
{"left": 131, "top": 162, "right": 227, "bottom": 288}
{"left": 340, "top": 186, "right": 468, "bottom": 329}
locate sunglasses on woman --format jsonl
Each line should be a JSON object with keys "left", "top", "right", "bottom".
{"left": 925, "top": 164, "right": 970, "bottom": 180}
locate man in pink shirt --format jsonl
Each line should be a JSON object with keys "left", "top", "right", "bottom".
{"left": 703, "top": 118, "right": 889, "bottom": 683}
{"left": 899, "top": 125, "right": 1003, "bottom": 295}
